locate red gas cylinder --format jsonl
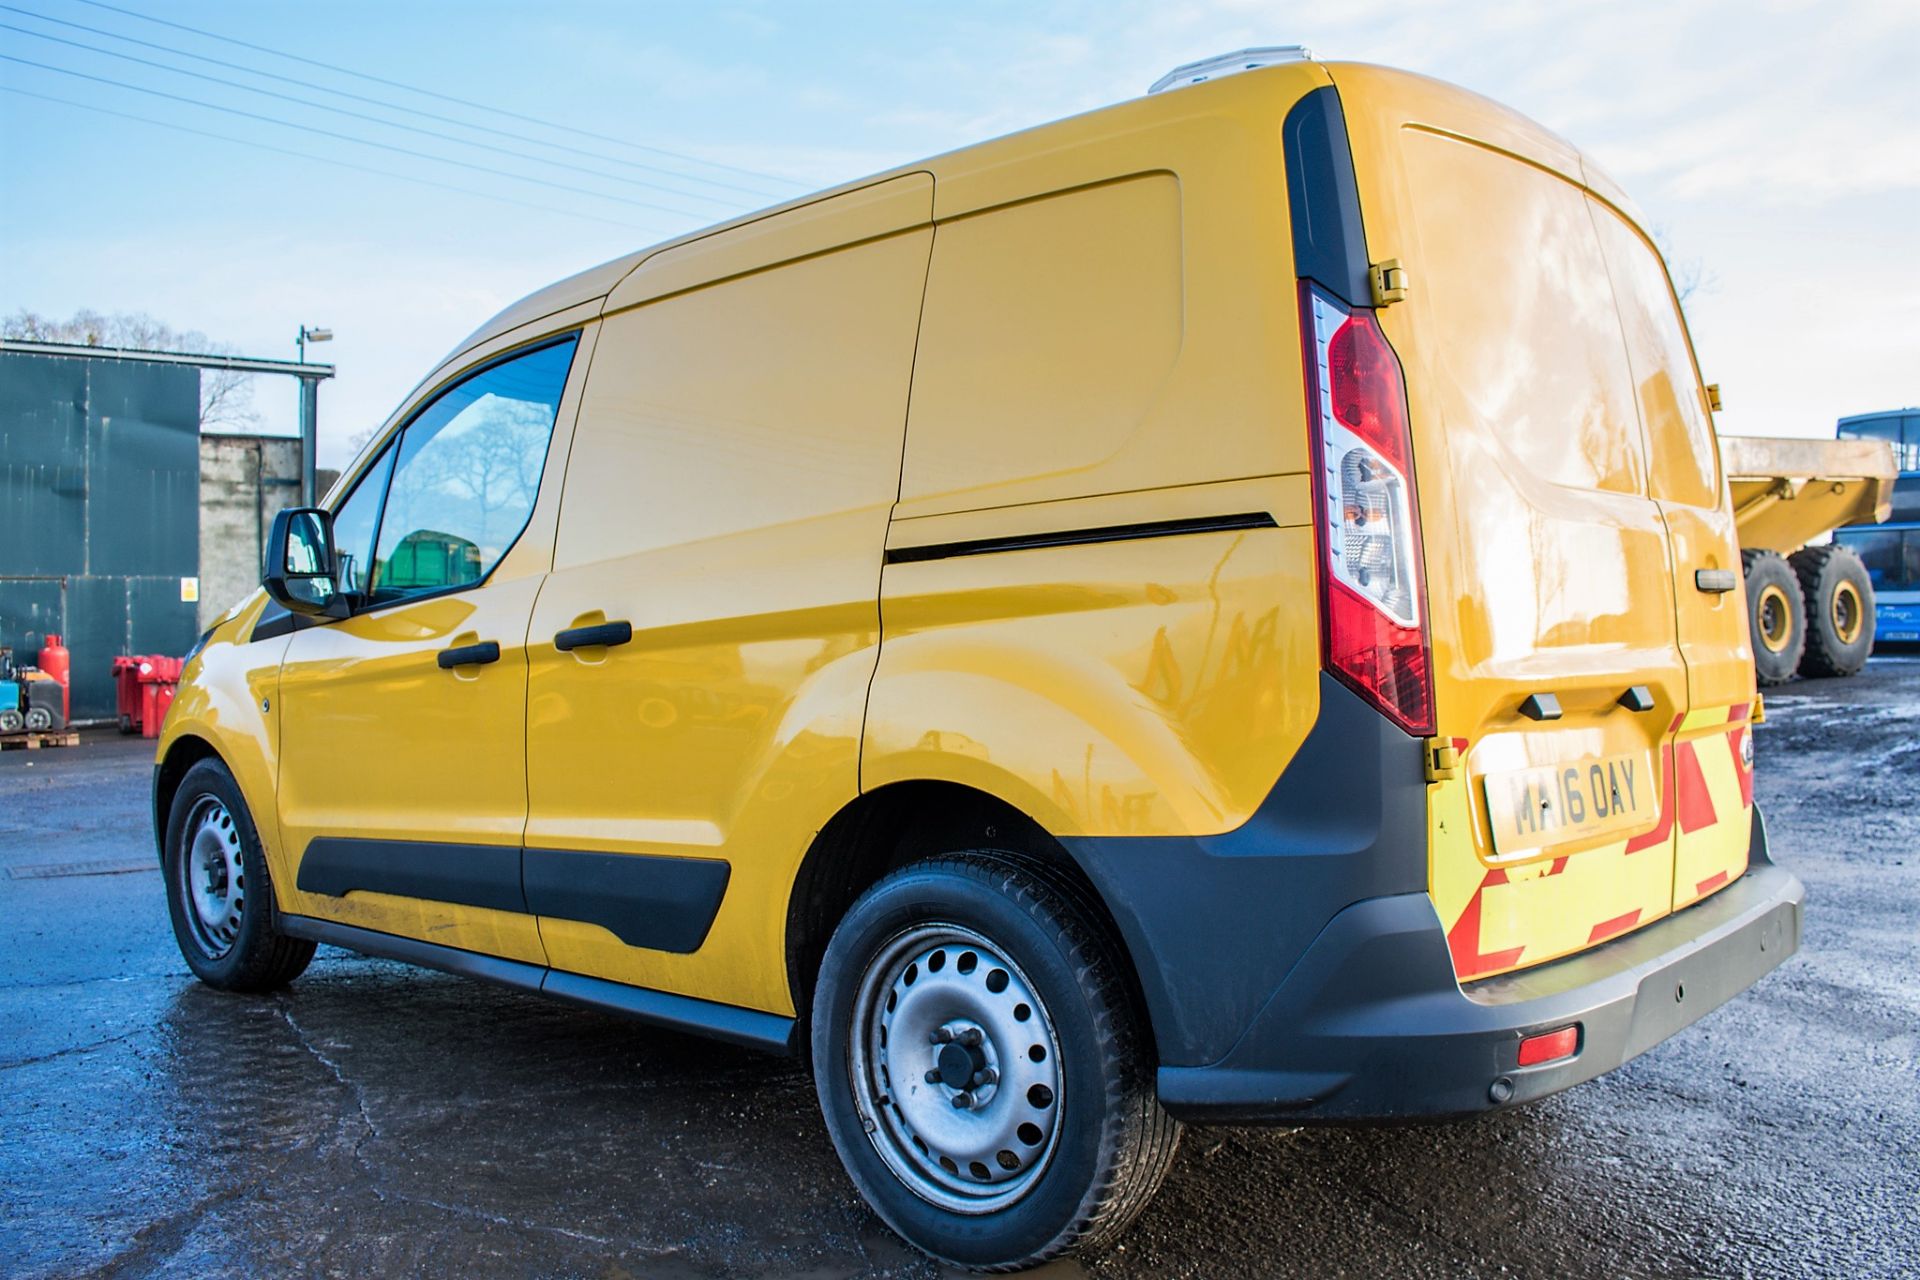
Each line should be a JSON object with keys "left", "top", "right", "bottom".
{"left": 37, "top": 635, "right": 70, "bottom": 722}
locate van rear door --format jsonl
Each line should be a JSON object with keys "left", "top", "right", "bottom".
{"left": 1588, "top": 197, "right": 1757, "bottom": 911}
{"left": 1329, "top": 66, "right": 1689, "bottom": 981}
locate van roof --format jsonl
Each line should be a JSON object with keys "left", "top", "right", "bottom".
{"left": 456, "top": 60, "right": 1622, "bottom": 357}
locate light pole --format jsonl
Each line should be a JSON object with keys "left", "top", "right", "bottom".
{"left": 296, "top": 325, "right": 332, "bottom": 364}
{"left": 295, "top": 326, "right": 332, "bottom": 503}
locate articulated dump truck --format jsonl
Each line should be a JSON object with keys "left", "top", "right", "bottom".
{"left": 1723, "top": 435, "right": 1899, "bottom": 685}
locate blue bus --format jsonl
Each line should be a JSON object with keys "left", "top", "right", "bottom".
{"left": 1833, "top": 409, "right": 1920, "bottom": 644}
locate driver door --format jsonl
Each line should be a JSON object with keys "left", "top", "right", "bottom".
{"left": 274, "top": 333, "right": 585, "bottom": 963}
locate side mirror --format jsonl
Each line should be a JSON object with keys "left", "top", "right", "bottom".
{"left": 263, "top": 507, "right": 351, "bottom": 619}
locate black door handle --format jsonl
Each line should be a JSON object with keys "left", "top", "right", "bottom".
{"left": 437, "top": 640, "right": 501, "bottom": 669}
{"left": 555, "top": 620, "right": 633, "bottom": 652}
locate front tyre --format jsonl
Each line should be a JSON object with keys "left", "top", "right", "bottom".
{"left": 161, "top": 757, "right": 315, "bottom": 992}
{"left": 812, "top": 853, "right": 1180, "bottom": 1272}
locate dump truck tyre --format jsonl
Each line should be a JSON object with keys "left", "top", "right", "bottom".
{"left": 1793, "top": 544, "right": 1875, "bottom": 679}
{"left": 1743, "top": 549, "right": 1805, "bottom": 686}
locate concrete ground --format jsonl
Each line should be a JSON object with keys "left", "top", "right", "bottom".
{"left": 3, "top": 656, "right": 1917, "bottom": 1280}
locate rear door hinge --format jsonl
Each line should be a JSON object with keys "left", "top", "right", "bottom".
{"left": 1370, "top": 258, "right": 1409, "bottom": 307}
{"left": 1704, "top": 382, "right": 1723, "bottom": 412}
{"left": 1425, "top": 736, "right": 1460, "bottom": 782}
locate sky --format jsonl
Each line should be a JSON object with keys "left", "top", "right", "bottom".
{"left": 3, "top": 0, "right": 1917, "bottom": 469}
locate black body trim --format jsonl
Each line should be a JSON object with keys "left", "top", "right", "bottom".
{"left": 1282, "top": 86, "right": 1374, "bottom": 307}
{"left": 554, "top": 620, "right": 634, "bottom": 651}
{"left": 297, "top": 837, "right": 526, "bottom": 913}
{"left": 278, "top": 916, "right": 795, "bottom": 1055}
{"left": 437, "top": 640, "right": 501, "bottom": 669}
{"left": 523, "top": 847, "right": 731, "bottom": 953}
{"left": 541, "top": 969, "right": 794, "bottom": 1054}
{"left": 885, "top": 512, "right": 1278, "bottom": 566}
{"left": 1060, "top": 673, "right": 1432, "bottom": 1068}
{"left": 250, "top": 604, "right": 312, "bottom": 643}
{"left": 1153, "top": 809, "right": 1800, "bottom": 1123}
{"left": 294, "top": 837, "right": 731, "bottom": 955}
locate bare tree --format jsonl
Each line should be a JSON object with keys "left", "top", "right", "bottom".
{"left": 1650, "top": 227, "right": 1717, "bottom": 312}
{"left": 1, "top": 307, "right": 263, "bottom": 429}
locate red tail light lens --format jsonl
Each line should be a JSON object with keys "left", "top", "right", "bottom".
{"left": 1301, "top": 283, "right": 1434, "bottom": 736}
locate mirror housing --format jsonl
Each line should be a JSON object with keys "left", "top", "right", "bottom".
{"left": 263, "top": 507, "right": 351, "bottom": 619}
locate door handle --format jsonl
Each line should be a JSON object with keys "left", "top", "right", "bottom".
{"left": 554, "top": 620, "right": 633, "bottom": 652}
{"left": 437, "top": 640, "right": 501, "bottom": 669}
{"left": 1694, "top": 569, "right": 1737, "bottom": 594}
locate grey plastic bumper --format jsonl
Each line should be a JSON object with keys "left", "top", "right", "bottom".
{"left": 1157, "top": 809, "right": 1803, "bottom": 1123}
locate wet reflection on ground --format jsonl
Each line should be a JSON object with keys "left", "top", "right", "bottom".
{"left": 6, "top": 668, "right": 1919, "bottom": 1278}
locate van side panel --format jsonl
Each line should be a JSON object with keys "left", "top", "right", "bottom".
{"left": 524, "top": 181, "right": 933, "bottom": 1014}
{"left": 869, "top": 477, "right": 1317, "bottom": 837}
{"left": 868, "top": 71, "right": 1329, "bottom": 839}
{"left": 896, "top": 66, "right": 1329, "bottom": 522}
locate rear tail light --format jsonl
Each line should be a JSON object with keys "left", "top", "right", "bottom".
{"left": 1300, "top": 283, "right": 1434, "bottom": 736}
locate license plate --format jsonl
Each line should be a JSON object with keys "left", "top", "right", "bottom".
{"left": 1483, "top": 752, "right": 1658, "bottom": 854}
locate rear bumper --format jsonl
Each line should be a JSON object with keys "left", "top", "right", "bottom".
{"left": 1157, "top": 808, "right": 1803, "bottom": 1123}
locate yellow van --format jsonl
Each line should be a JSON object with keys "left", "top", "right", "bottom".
{"left": 156, "top": 48, "right": 1803, "bottom": 1270}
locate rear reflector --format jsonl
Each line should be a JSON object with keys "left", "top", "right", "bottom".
{"left": 1517, "top": 1024, "right": 1581, "bottom": 1067}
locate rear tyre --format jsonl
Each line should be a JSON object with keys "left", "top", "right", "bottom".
{"left": 1742, "top": 549, "right": 1805, "bottom": 686}
{"left": 812, "top": 852, "right": 1180, "bottom": 1272}
{"left": 0, "top": 709, "right": 21, "bottom": 734}
{"left": 161, "top": 758, "right": 315, "bottom": 992}
{"left": 1793, "top": 544, "right": 1875, "bottom": 678}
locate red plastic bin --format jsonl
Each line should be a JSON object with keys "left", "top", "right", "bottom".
{"left": 113, "top": 655, "right": 183, "bottom": 738}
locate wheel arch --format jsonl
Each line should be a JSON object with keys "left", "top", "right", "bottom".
{"left": 153, "top": 733, "right": 223, "bottom": 855}
{"left": 784, "top": 779, "right": 1160, "bottom": 1063}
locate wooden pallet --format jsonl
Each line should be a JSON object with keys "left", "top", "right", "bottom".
{"left": 0, "top": 730, "right": 79, "bottom": 751}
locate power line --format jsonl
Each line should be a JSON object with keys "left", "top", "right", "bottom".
{"left": 0, "top": 3, "right": 791, "bottom": 201}
{"left": 0, "top": 53, "right": 722, "bottom": 221}
{"left": 0, "top": 20, "right": 742, "bottom": 213}
{"left": 0, "top": 83, "right": 671, "bottom": 233}
{"left": 64, "top": 0, "right": 811, "bottom": 191}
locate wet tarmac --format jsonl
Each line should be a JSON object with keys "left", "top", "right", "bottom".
{"left": 4, "top": 656, "right": 1917, "bottom": 1279}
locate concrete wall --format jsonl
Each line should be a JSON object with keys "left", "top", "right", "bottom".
{"left": 195, "top": 436, "right": 337, "bottom": 628}
{"left": 197, "top": 434, "right": 298, "bottom": 630}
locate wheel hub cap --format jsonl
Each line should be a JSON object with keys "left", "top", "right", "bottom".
{"left": 849, "top": 923, "right": 1064, "bottom": 1214}
{"left": 179, "top": 797, "right": 245, "bottom": 958}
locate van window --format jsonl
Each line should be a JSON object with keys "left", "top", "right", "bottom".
{"left": 368, "top": 337, "right": 576, "bottom": 603}
{"left": 1590, "top": 204, "right": 1719, "bottom": 508}
{"left": 1399, "top": 131, "right": 1644, "bottom": 495}
{"left": 1839, "top": 416, "right": 1920, "bottom": 473}
{"left": 898, "top": 174, "right": 1183, "bottom": 509}
{"left": 1842, "top": 527, "right": 1920, "bottom": 591}
{"left": 327, "top": 441, "right": 394, "bottom": 598}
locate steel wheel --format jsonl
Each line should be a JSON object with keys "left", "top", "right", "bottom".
{"left": 849, "top": 922, "right": 1065, "bottom": 1215}
{"left": 1831, "top": 579, "right": 1864, "bottom": 646}
{"left": 176, "top": 795, "right": 246, "bottom": 959}
{"left": 1757, "top": 582, "right": 1794, "bottom": 653}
